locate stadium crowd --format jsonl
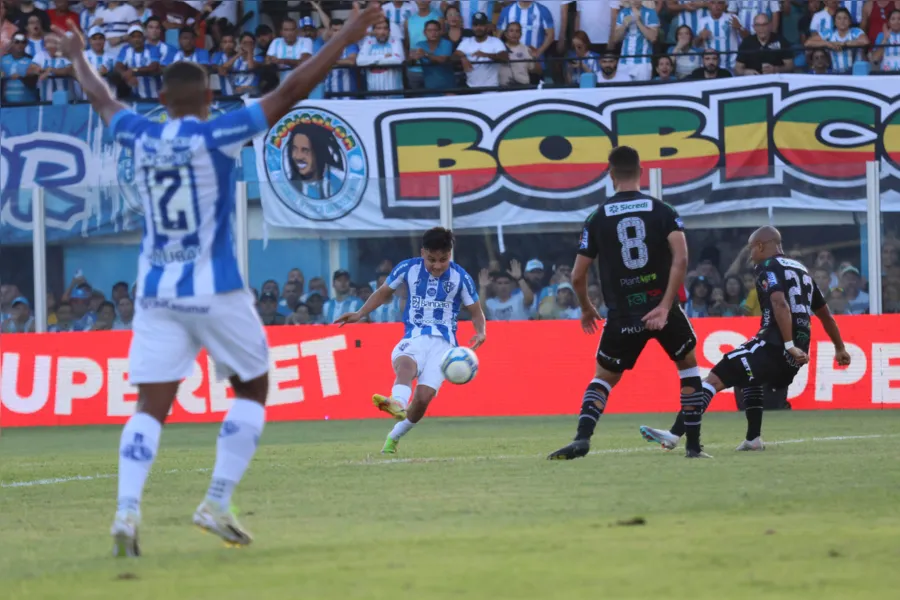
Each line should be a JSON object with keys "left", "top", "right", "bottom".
{"left": 2, "top": 0, "right": 900, "bottom": 103}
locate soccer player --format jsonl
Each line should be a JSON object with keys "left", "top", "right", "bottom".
{"left": 48, "top": 3, "right": 384, "bottom": 557}
{"left": 547, "top": 145, "right": 710, "bottom": 460}
{"left": 639, "top": 226, "right": 852, "bottom": 452}
{"left": 335, "top": 228, "right": 487, "bottom": 455}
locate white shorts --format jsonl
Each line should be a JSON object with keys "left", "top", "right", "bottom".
{"left": 391, "top": 335, "right": 454, "bottom": 392}
{"left": 129, "top": 290, "right": 269, "bottom": 385}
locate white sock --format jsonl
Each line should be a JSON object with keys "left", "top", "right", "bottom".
{"left": 389, "top": 418, "right": 415, "bottom": 441}
{"left": 117, "top": 412, "right": 162, "bottom": 514}
{"left": 391, "top": 384, "right": 412, "bottom": 409}
{"left": 206, "top": 399, "right": 266, "bottom": 509}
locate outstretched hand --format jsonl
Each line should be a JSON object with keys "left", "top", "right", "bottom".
{"left": 469, "top": 331, "right": 486, "bottom": 350}
{"left": 335, "top": 311, "right": 363, "bottom": 327}
{"left": 343, "top": 2, "right": 385, "bottom": 42}
{"left": 580, "top": 304, "right": 603, "bottom": 334}
{"left": 47, "top": 22, "right": 86, "bottom": 61}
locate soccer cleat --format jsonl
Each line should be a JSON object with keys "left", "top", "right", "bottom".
{"left": 381, "top": 436, "right": 399, "bottom": 454}
{"left": 193, "top": 500, "right": 253, "bottom": 547}
{"left": 547, "top": 439, "right": 591, "bottom": 460}
{"left": 736, "top": 437, "right": 765, "bottom": 451}
{"left": 639, "top": 425, "right": 681, "bottom": 450}
{"left": 372, "top": 394, "right": 407, "bottom": 420}
{"left": 685, "top": 449, "right": 713, "bottom": 459}
{"left": 111, "top": 510, "right": 141, "bottom": 558}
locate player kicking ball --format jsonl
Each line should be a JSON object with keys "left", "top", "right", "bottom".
{"left": 639, "top": 226, "right": 851, "bottom": 452}
{"left": 50, "top": 4, "right": 384, "bottom": 557}
{"left": 548, "top": 146, "right": 712, "bottom": 460}
{"left": 336, "top": 228, "right": 486, "bottom": 454}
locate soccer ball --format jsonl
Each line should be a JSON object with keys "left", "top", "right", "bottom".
{"left": 440, "top": 347, "right": 479, "bottom": 385}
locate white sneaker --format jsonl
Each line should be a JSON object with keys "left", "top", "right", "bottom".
{"left": 736, "top": 437, "right": 765, "bottom": 451}
{"left": 639, "top": 426, "right": 680, "bottom": 450}
{"left": 193, "top": 500, "right": 253, "bottom": 546}
{"left": 110, "top": 510, "right": 141, "bottom": 558}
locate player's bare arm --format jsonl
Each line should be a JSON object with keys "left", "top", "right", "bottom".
{"left": 642, "top": 230, "right": 688, "bottom": 331}
{"left": 571, "top": 254, "right": 602, "bottom": 334}
{"left": 813, "top": 304, "right": 851, "bottom": 366}
{"left": 258, "top": 3, "right": 383, "bottom": 126}
{"left": 770, "top": 289, "right": 809, "bottom": 364}
{"left": 466, "top": 301, "right": 487, "bottom": 349}
{"left": 336, "top": 283, "right": 395, "bottom": 325}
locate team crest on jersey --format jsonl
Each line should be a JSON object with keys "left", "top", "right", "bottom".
{"left": 264, "top": 108, "right": 367, "bottom": 222}
{"left": 117, "top": 103, "right": 230, "bottom": 214}
{"left": 443, "top": 281, "right": 455, "bottom": 294}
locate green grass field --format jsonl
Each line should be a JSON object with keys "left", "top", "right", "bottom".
{"left": 2, "top": 411, "right": 899, "bottom": 600}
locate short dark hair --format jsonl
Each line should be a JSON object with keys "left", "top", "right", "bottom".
{"left": 98, "top": 300, "right": 116, "bottom": 313}
{"left": 255, "top": 24, "right": 273, "bottom": 36}
{"left": 424, "top": 19, "right": 441, "bottom": 30}
{"left": 112, "top": 281, "right": 129, "bottom": 291}
{"left": 145, "top": 16, "right": 163, "bottom": 28}
{"left": 179, "top": 26, "right": 196, "bottom": 37}
{"left": 492, "top": 271, "right": 512, "bottom": 282}
{"left": 240, "top": 32, "right": 255, "bottom": 42}
{"left": 608, "top": 146, "right": 641, "bottom": 180}
{"left": 422, "top": 227, "right": 454, "bottom": 253}
{"left": 163, "top": 60, "right": 208, "bottom": 89}
{"left": 331, "top": 18, "right": 345, "bottom": 26}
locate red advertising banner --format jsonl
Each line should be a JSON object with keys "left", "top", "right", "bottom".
{"left": 1, "top": 316, "right": 898, "bottom": 427}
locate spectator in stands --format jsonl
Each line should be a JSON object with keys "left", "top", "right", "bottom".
{"left": 323, "top": 269, "right": 363, "bottom": 323}
{"left": 97, "top": 0, "right": 139, "bottom": 53}
{"left": 1, "top": 33, "right": 39, "bottom": 104}
{"left": 480, "top": 260, "right": 533, "bottom": 320}
{"left": 130, "top": 0, "right": 154, "bottom": 23}
{"left": 587, "top": 282, "right": 609, "bottom": 318}
{"left": 357, "top": 282, "right": 373, "bottom": 304}
{"left": 406, "top": 1, "right": 443, "bottom": 88}
{"left": 0, "top": 283, "right": 19, "bottom": 323}
{"left": 813, "top": 266, "right": 832, "bottom": 295}
{"left": 114, "top": 296, "right": 134, "bottom": 329}
{"left": 697, "top": 0, "right": 742, "bottom": 70}
{"left": 258, "top": 292, "right": 287, "bottom": 325}
{"left": 267, "top": 17, "right": 313, "bottom": 79}
{"left": 721, "top": 274, "right": 747, "bottom": 314}
{"left": 455, "top": 11, "right": 508, "bottom": 88}
{"left": 49, "top": 301, "right": 77, "bottom": 332}
{"left": 862, "top": 0, "right": 896, "bottom": 47}
{"left": 575, "top": 0, "right": 615, "bottom": 53}
{"left": 827, "top": 286, "right": 851, "bottom": 314}
{"left": 145, "top": 17, "right": 177, "bottom": 66}
{"left": 538, "top": 282, "right": 581, "bottom": 320}
{"left": 172, "top": 26, "right": 209, "bottom": 64}
{"left": 0, "top": 2, "right": 17, "bottom": 50}
{"left": 24, "top": 13, "right": 45, "bottom": 57}
{"left": 48, "top": 0, "right": 78, "bottom": 32}
{"left": 278, "top": 280, "right": 303, "bottom": 317}
{"left": 79, "top": 0, "right": 101, "bottom": 33}
{"left": 840, "top": 265, "right": 870, "bottom": 313}
{"left": 500, "top": 20, "right": 539, "bottom": 85}
{"left": 287, "top": 268, "right": 305, "bottom": 293}
{"left": 369, "top": 275, "right": 403, "bottom": 323}
{"left": 814, "top": 249, "right": 840, "bottom": 288}
{"left": 669, "top": 24, "right": 703, "bottom": 77}
{"left": 29, "top": 30, "right": 71, "bottom": 101}
{"left": 884, "top": 282, "right": 900, "bottom": 313}
{"left": 735, "top": 13, "right": 793, "bottom": 75}
{"left": 688, "top": 47, "right": 734, "bottom": 78}
{"left": 499, "top": 1, "right": 554, "bottom": 69}
{"left": 844, "top": 0, "right": 866, "bottom": 26}
{"left": 228, "top": 32, "right": 261, "bottom": 95}
{"left": 668, "top": 0, "right": 710, "bottom": 42}
{"left": 304, "top": 290, "right": 327, "bottom": 324}
{"left": 684, "top": 275, "right": 713, "bottom": 317}
{"left": 412, "top": 18, "right": 455, "bottom": 91}
{"left": 565, "top": 30, "right": 599, "bottom": 83}
{"left": 871, "top": 9, "right": 900, "bottom": 72}
{"left": 806, "top": 7, "right": 868, "bottom": 72}
{"left": 255, "top": 24, "right": 274, "bottom": 54}
{"left": 115, "top": 24, "right": 162, "bottom": 99}
{"left": 303, "top": 276, "right": 329, "bottom": 301}
{"left": 322, "top": 19, "right": 359, "bottom": 97}
{"left": 809, "top": 0, "right": 839, "bottom": 40}
{"left": 443, "top": 3, "right": 473, "bottom": 51}
{"left": 1, "top": 296, "right": 35, "bottom": 333}
{"left": 383, "top": 0, "right": 414, "bottom": 41}
{"left": 80, "top": 27, "right": 115, "bottom": 100}
{"left": 88, "top": 300, "right": 115, "bottom": 330}
{"left": 300, "top": 16, "right": 322, "bottom": 51}
{"left": 654, "top": 54, "right": 677, "bottom": 80}
{"left": 730, "top": 0, "right": 781, "bottom": 34}
{"left": 357, "top": 16, "right": 405, "bottom": 95}
{"left": 286, "top": 303, "right": 315, "bottom": 325}
{"left": 612, "top": 0, "right": 659, "bottom": 81}
{"left": 9, "top": 0, "right": 50, "bottom": 32}
{"left": 807, "top": 46, "right": 833, "bottom": 72}
{"left": 595, "top": 49, "right": 632, "bottom": 82}
{"left": 261, "top": 279, "right": 280, "bottom": 298}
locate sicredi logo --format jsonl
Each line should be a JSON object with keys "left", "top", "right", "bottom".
{"left": 605, "top": 199, "right": 652, "bottom": 217}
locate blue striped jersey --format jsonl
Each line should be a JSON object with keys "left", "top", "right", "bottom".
{"left": 108, "top": 103, "right": 270, "bottom": 299}
{"left": 369, "top": 297, "right": 403, "bottom": 323}
{"left": 212, "top": 52, "right": 260, "bottom": 96}
{"left": 699, "top": 12, "right": 741, "bottom": 68}
{"left": 460, "top": 1, "right": 496, "bottom": 28}
{"left": 728, "top": 1, "right": 780, "bottom": 32}
{"left": 266, "top": 37, "right": 314, "bottom": 81}
{"left": 356, "top": 36, "right": 405, "bottom": 93}
{"left": 566, "top": 49, "right": 599, "bottom": 80}
{"left": 876, "top": 31, "right": 900, "bottom": 71}
{"left": 387, "top": 258, "right": 478, "bottom": 345}
{"left": 841, "top": 0, "right": 865, "bottom": 25}
{"left": 116, "top": 44, "right": 162, "bottom": 99}
{"left": 26, "top": 38, "right": 45, "bottom": 58}
{"left": 31, "top": 51, "right": 71, "bottom": 101}
{"left": 80, "top": 8, "right": 102, "bottom": 33}
{"left": 323, "top": 296, "right": 364, "bottom": 323}
{"left": 668, "top": 46, "right": 703, "bottom": 78}
{"left": 825, "top": 27, "right": 865, "bottom": 72}
{"left": 617, "top": 7, "right": 659, "bottom": 65}
{"left": 147, "top": 41, "right": 178, "bottom": 66}
{"left": 325, "top": 44, "right": 359, "bottom": 95}
{"left": 672, "top": 2, "right": 709, "bottom": 34}
{"left": 382, "top": 1, "right": 415, "bottom": 39}
{"left": 172, "top": 48, "right": 210, "bottom": 65}
{"left": 499, "top": 1, "right": 554, "bottom": 48}
{"left": 810, "top": 9, "right": 836, "bottom": 38}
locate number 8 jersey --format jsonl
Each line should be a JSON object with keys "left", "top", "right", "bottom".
{"left": 109, "top": 104, "right": 270, "bottom": 299}
{"left": 577, "top": 191, "right": 684, "bottom": 319}
{"left": 754, "top": 255, "right": 827, "bottom": 351}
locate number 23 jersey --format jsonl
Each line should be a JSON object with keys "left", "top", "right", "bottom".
{"left": 577, "top": 191, "right": 684, "bottom": 318}
{"left": 754, "top": 255, "right": 826, "bottom": 351}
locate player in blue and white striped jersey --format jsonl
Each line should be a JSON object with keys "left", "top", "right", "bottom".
{"left": 29, "top": 34, "right": 72, "bottom": 101}
{"left": 336, "top": 228, "right": 487, "bottom": 455}
{"left": 873, "top": 11, "right": 900, "bottom": 72}
{"left": 144, "top": 17, "right": 177, "bottom": 66}
{"left": 323, "top": 19, "right": 359, "bottom": 97}
{"left": 356, "top": 17, "right": 405, "bottom": 96}
{"left": 498, "top": 1, "right": 554, "bottom": 51}
{"left": 115, "top": 25, "right": 161, "bottom": 98}
{"left": 805, "top": 6, "right": 868, "bottom": 72}
{"left": 50, "top": 2, "right": 385, "bottom": 556}
{"left": 697, "top": 0, "right": 742, "bottom": 69}
{"left": 266, "top": 18, "right": 313, "bottom": 81}
{"left": 612, "top": 0, "right": 660, "bottom": 80}
{"left": 78, "top": 27, "right": 115, "bottom": 100}
{"left": 728, "top": 0, "right": 781, "bottom": 33}
{"left": 170, "top": 27, "right": 210, "bottom": 65}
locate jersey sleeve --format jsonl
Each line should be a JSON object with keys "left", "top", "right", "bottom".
{"left": 460, "top": 269, "right": 479, "bottom": 306}
{"left": 576, "top": 214, "right": 599, "bottom": 259}
{"left": 386, "top": 259, "right": 412, "bottom": 290}
{"left": 756, "top": 261, "right": 784, "bottom": 296}
{"left": 108, "top": 110, "right": 154, "bottom": 149}
{"left": 202, "top": 103, "right": 270, "bottom": 158}
{"left": 660, "top": 203, "right": 684, "bottom": 236}
{"left": 811, "top": 280, "right": 827, "bottom": 312}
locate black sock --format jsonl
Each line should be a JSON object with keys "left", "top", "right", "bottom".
{"left": 575, "top": 380, "right": 609, "bottom": 441}
{"left": 681, "top": 390, "right": 706, "bottom": 451}
{"left": 742, "top": 385, "right": 764, "bottom": 440}
{"left": 670, "top": 412, "right": 685, "bottom": 437}
{"left": 671, "top": 376, "right": 702, "bottom": 437}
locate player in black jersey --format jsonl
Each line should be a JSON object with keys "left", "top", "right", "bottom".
{"left": 548, "top": 146, "right": 712, "bottom": 460}
{"left": 639, "top": 225, "right": 851, "bottom": 452}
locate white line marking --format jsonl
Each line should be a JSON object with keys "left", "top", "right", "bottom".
{"left": 1, "top": 433, "right": 895, "bottom": 488}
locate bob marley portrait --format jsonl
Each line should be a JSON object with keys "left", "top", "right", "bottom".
{"left": 284, "top": 122, "right": 346, "bottom": 199}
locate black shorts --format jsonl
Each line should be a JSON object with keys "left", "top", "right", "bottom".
{"left": 710, "top": 338, "right": 801, "bottom": 390}
{"left": 596, "top": 306, "right": 697, "bottom": 372}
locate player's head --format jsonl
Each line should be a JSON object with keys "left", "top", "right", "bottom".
{"left": 421, "top": 227, "right": 454, "bottom": 277}
{"left": 373, "top": 17, "right": 390, "bottom": 43}
{"left": 160, "top": 61, "right": 212, "bottom": 119}
{"left": 178, "top": 26, "right": 196, "bottom": 52}
{"left": 145, "top": 16, "right": 163, "bottom": 42}
{"left": 333, "top": 269, "right": 352, "bottom": 295}
{"left": 747, "top": 225, "right": 783, "bottom": 264}
{"left": 608, "top": 146, "right": 642, "bottom": 191}
{"left": 281, "top": 17, "right": 298, "bottom": 43}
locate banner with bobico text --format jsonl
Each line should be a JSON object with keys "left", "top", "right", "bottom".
{"left": 254, "top": 75, "right": 900, "bottom": 232}
{"left": 2, "top": 316, "right": 898, "bottom": 428}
